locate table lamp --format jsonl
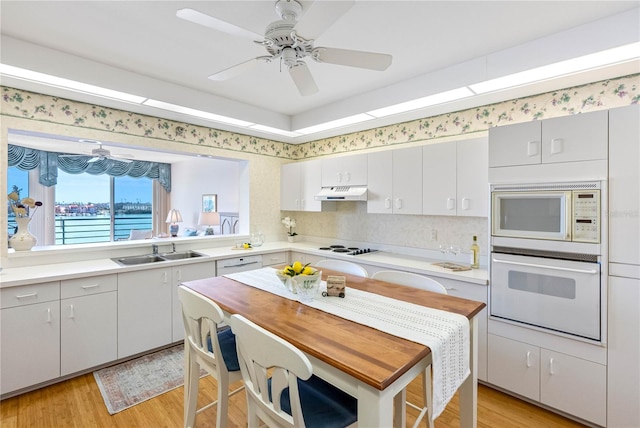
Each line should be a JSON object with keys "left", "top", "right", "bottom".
{"left": 165, "top": 209, "right": 183, "bottom": 237}
{"left": 198, "top": 211, "right": 220, "bottom": 235}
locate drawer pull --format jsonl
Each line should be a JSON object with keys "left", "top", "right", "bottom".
{"left": 68, "top": 304, "right": 75, "bottom": 319}
{"left": 81, "top": 284, "right": 100, "bottom": 290}
{"left": 549, "top": 357, "right": 555, "bottom": 375}
{"left": 46, "top": 308, "right": 52, "bottom": 324}
{"left": 526, "top": 351, "right": 532, "bottom": 368}
{"left": 16, "top": 292, "right": 38, "bottom": 299}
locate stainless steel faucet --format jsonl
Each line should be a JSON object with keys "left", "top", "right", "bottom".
{"left": 152, "top": 244, "right": 158, "bottom": 254}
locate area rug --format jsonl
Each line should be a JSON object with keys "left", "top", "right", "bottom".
{"left": 94, "top": 344, "right": 204, "bottom": 414}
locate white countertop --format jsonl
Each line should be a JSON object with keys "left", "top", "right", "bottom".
{"left": 0, "top": 241, "right": 488, "bottom": 288}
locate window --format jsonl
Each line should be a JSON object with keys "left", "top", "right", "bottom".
{"left": 8, "top": 167, "right": 154, "bottom": 246}
{"left": 54, "top": 171, "right": 153, "bottom": 244}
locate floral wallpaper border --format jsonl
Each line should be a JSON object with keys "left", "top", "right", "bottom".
{"left": 1, "top": 73, "right": 638, "bottom": 160}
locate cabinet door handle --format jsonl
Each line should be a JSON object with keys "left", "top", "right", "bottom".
{"left": 461, "top": 197, "right": 470, "bottom": 210}
{"left": 162, "top": 272, "right": 168, "bottom": 283}
{"left": 81, "top": 284, "right": 99, "bottom": 290}
{"left": 46, "top": 308, "right": 52, "bottom": 324}
{"left": 384, "top": 198, "right": 391, "bottom": 209}
{"left": 527, "top": 140, "right": 539, "bottom": 157}
{"left": 176, "top": 269, "right": 182, "bottom": 281}
{"left": 337, "top": 172, "right": 342, "bottom": 183}
{"left": 395, "top": 198, "right": 402, "bottom": 209}
{"left": 16, "top": 292, "right": 37, "bottom": 299}
{"left": 550, "top": 138, "right": 563, "bottom": 155}
{"left": 447, "top": 197, "right": 455, "bottom": 210}
{"left": 526, "top": 351, "right": 532, "bottom": 368}
{"left": 549, "top": 357, "right": 555, "bottom": 375}
{"left": 301, "top": 199, "right": 305, "bottom": 209}
{"left": 345, "top": 172, "right": 350, "bottom": 182}
{"left": 68, "top": 304, "right": 75, "bottom": 319}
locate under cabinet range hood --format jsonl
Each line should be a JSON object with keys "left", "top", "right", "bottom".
{"left": 315, "top": 186, "right": 367, "bottom": 201}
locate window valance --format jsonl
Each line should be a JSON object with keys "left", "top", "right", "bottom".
{"left": 8, "top": 144, "right": 171, "bottom": 192}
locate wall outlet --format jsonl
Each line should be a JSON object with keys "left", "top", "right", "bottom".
{"left": 431, "top": 229, "right": 438, "bottom": 241}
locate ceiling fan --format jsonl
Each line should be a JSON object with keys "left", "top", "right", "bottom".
{"left": 176, "top": 0, "right": 392, "bottom": 96}
{"left": 59, "top": 142, "right": 134, "bottom": 163}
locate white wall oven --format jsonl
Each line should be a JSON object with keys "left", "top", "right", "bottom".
{"left": 490, "top": 181, "right": 606, "bottom": 344}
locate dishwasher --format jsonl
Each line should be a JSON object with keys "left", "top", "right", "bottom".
{"left": 216, "top": 254, "right": 263, "bottom": 275}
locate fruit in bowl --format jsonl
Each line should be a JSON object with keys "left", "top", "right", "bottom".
{"left": 275, "top": 261, "right": 320, "bottom": 294}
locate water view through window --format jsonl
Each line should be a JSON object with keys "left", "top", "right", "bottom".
{"left": 56, "top": 171, "right": 153, "bottom": 244}
{"left": 8, "top": 167, "right": 153, "bottom": 245}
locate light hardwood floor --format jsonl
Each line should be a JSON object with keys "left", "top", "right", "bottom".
{"left": 1, "top": 372, "right": 586, "bottom": 427}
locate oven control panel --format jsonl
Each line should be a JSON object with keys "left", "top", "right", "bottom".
{"left": 572, "top": 190, "right": 600, "bottom": 243}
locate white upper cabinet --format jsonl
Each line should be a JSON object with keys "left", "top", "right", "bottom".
{"left": 281, "top": 160, "right": 323, "bottom": 212}
{"left": 489, "top": 121, "right": 541, "bottom": 168}
{"left": 392, "top": 147, "right": 423, "bottom": 215}
{"left": 321, "top": 153, "right": 367, "bottom": 187}
{"left": 367, "top": 147, "right": 422, "bottom": 215}
{"left": 608, "top": 104, "right": 640, "bottom": 266}
{"left": 423, "top": 142, "right": 457, "bottom": 215}
{"left": 457, "top": 138, "right": 489, "bottom": 217}
{"left": 489, "top": 110, "right": 608, "bottom": 168}
{"left": 367, "top": 151, "right": 393, "bottom": 214}
{"left": 541, "top": 110, "right": 608, "bottom": 164}
{"left": 423, "top": 138, "right": 488, "bottom": 217}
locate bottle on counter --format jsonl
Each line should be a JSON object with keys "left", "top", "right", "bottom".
{"left": 470, "top": 235, "right": 480, "bottom": 269}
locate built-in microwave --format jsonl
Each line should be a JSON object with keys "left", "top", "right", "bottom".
{"left": 491, "top": 182, "right": 601, "bottom": 243}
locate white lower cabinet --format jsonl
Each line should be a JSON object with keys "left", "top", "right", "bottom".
{"left": 488, "top": 334, "right": 606, "bottom": 426}
{"left": 60, "top": 275, "right": 117, "bottom": 376}
{"left": 262, "top": 251, "right": 288, "bottom": 267}
{"left": 1, "top": 298, "right": 60, "bottom": 394}
{"left": 290, "top": 251, "right": 325, "bottom": 266}
{"left": 171, "top": 263, "right": 216, "bottom": 342}
{"left": 118, "top": 267, "right": 173, "bottom": 358}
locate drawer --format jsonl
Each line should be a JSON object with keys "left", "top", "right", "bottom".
{"left": 1, "top": 281, "right": 60, "bottom": 309}
{"left": 262, "top": 252, "right": 288, "bottom": 266}
{"left": 61, "top": 274, "right": 118, "bottom": 299}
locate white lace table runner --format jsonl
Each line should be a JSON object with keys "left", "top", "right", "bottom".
{"left": 224, "top": 267, "right": 470, "bottom": 419}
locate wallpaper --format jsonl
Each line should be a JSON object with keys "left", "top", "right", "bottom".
{"left": 1, "top": 73, "right": 638, "bottom": 160}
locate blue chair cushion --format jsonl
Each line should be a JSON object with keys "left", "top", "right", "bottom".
{"left": 272, "top": 374, "right": 358, "bottom": 427}
{"left": 206, "top": 327, "right": 240, "bottom": 372}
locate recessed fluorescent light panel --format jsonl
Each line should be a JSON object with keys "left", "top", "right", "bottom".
{"left": 469, "top": 42, "right": 640, "bottom": 94}
{"left": 367, "top": 87, "right": 474, "bottom": 118}
{"left": 143, "top": 99, "right": 254, "bottom": 127}
{"left": 295, "top": 113, "right": 375, "bottom": 135}
{"left": 248, "top": 124, "right": 302, "bottom": 138}
{"left": 0, "top": 64, "right": 147, "bottom": 104}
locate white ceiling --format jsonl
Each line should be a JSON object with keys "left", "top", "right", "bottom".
{"left": 1, "top": 0, "right": 639, "bottom": 149}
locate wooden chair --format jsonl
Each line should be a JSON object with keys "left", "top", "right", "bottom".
{"left": 315, "top": 259, "right": 369, "bottom": 277}
{"left": 229, "top": 314, "right": 357, "bottom": 428}
{"left": 371, "top": 270, "right": 448, "bottom": 428}
{"left": 177, "top": 286, "right": 244, "bottom": 428}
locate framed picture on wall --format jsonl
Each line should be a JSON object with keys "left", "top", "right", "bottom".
{"left": 202, "top": 194, "right": 217, "bottom": 213}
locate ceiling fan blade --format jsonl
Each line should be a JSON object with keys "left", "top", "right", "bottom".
{"left": 87, "top": 157, "right": 101, "bottom": 163}
{"left": 176, "top": 8, "right": 262, "bottom": 41}
{"left": 289, "top": 62, "right": 318, "bottom": 96}
{"left": 312, "top": 47, "right": 392, "bottom": 71}
{"left": 294, "top": 0, "right": 355, "bottom": 39}
{"left": 209, "top": 57, "right": 266, "bottom": 81}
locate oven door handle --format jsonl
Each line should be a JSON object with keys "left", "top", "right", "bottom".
{"left": 492, "top": 258, "right": 599, "bottom": 274}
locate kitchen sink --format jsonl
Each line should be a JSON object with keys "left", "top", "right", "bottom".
{"left": 158, "top": 250, "right": 205, "bottom": 260}
{"left": 112, "top": 254, "right": 166, "bottom": 266}
{"left": 112, "top": 250, "right": 206, "bottom": 266}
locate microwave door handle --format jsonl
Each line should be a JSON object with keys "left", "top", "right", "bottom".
{"left": 492, "top": 258, "right": 598, "bottom": 274}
